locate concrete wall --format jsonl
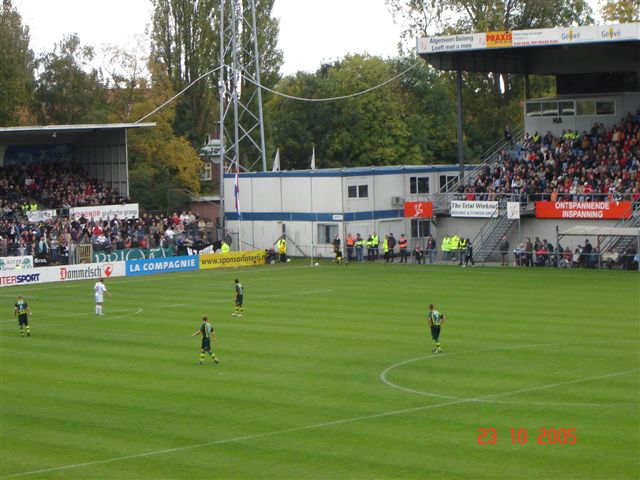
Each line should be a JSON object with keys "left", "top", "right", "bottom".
{"left": 76, "top": 130, "right": 128, "bottom": 196}
{"left": 524, "top": 92, "right": 640, "bottom": 137}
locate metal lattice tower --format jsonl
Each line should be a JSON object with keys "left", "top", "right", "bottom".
{"left": 218, "top": 0, "right": 267, "bottom": 174}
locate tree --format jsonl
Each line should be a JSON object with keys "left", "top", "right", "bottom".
{"left": 126, "top": 60, "right": 203, "bottom": 210}
{"left": 599, "top": 0, "right": 640, "bottom": 23}
{"left": 0, "top": 0, "right": 34, "bottom": 125}
{"left": 33, "top": 34, "right": 108, "bottom": 124}
{"left": 266, "top": 55, "right": 458, "bottom": 169}
{"left": 102, "top": 39, "right": 151, "bottom": 123}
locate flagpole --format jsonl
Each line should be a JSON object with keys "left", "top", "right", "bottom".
{"left": 310, "top": 172, "right": 314, "bottom": 266}
{"left": 310, "top": 146, "right": 315, "bottom": 265}
{"left": 234, "top": 159, "right": 242, "bottom": 251}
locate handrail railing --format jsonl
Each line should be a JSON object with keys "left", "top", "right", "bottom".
{"left": 446, "top": 122, "right": 525, "bottom": 193}
{"left": 405, "top": 192, "right": 640, "bottom": 210}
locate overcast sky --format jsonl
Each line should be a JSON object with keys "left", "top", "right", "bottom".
{"left": 12, "top": 0, "right": 405, "bottom": 75}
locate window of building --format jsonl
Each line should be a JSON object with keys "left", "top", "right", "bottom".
{"left": 409, "top": 176, "right": 429, "bottom": 194}
{"left": 439, "top": 175, "right": 457, "bottom": 193}
{"left": 576, "top": 100, "right": 595, "bottom": 116}
{"left": 595, "top": 101, "right": 615, "bottom": 115}
{"left": 411, "top": 219, "right": 431, "bottom": 239}
{"left": 542, "top": 102, "right": 558, "bottom": 116}
{"left": 317, "top": 224, "right": 338, "bottom": 244}
{"left": 526, "top": 102, "right": 542, "bottom": 117}
{"left": 201, "top": 162, "right": 212, "bottom": 181}
{"left": 559, "top": 101, "right": 575, "bottom": 116}
{"left": 348, "top": 184, "right": 368, "bottom": 198}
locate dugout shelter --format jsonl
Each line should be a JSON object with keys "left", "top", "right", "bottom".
{"left": 0, "top": 123, "right": 155, "bottom": 197}
{"left": 557, "top": 225, "right": 640, "bottom": 270}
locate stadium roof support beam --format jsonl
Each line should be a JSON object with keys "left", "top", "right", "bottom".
{"left": 455, "top": 70, "right": 464, "bottom": 183}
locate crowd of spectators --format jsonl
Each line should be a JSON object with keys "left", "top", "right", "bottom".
{"left": 0, "top": 162, "right": 128, "bottom": 216}
{"left": 0, "top": 161, "right": 220, "bottom": 264}
{"left": 0, "top": 210, "right": 213, "bottom": 264}
{"left": 508, "top": 236, "right": 637, "bottom": 270}
{"left": 460, "top": 110, "right": 640, "bottom": 203}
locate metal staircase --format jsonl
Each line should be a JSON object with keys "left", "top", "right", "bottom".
{"left": 447, "top": 123, "right": 525, "bottom": 193}
{"left": 471, "top": 208, "right": 517, "bottom": 263}
{"left": 600, "top": 200, "right": 640, "bottom": 254}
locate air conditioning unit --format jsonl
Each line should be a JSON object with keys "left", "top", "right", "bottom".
{"left": 391, "top": 196, "right": 404, "bottom": 207}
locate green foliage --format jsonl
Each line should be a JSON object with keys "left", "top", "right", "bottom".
{"left": 267, "top": 55, "right": 458, "bottom": 169}
{"left": 33, "top": 34, "right": 108, "bottom": 124}
{"left": 599, "top": 0, "right": 640, "bottom": 22}
{"left": 0, "top": 0, "right": 34, "bottom": 125}
{"left": 126, "top": 60, "right": 203, "bottom": 211}
{"left": 151, "top": 0, "right": 219, "bottom": 144}
{"left": 151, "top": 0, "right": 282, "bottom": 149}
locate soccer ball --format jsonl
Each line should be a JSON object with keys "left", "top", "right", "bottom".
{"left": 314, "top": 262, "right": 319, "bottom": 266}
{"left": 287, "top": 259, "right": 291, "bottom": 263}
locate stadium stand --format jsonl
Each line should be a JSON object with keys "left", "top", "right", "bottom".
{"left": 459, "top": 110, "right": 640, "bottom": 202}
{"left": 0, "top": 163, "right": 211, "bottom": 264}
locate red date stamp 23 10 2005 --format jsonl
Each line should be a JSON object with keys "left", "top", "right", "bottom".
{"left": 477, "top": 427, "right": 577, "bottom": 445}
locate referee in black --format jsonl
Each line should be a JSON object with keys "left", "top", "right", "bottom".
{"left": 428, "top": 304, "right": 446, "bottom": 353}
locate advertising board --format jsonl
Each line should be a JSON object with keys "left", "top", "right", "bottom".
{"left": 126, "top": 256, "right": 199, "bottom": 276}
{"left": 69, "top": 203, "right": 139, "bottom": 221}
{"left": 0, "top": 255, "right": 34, "bottom": 270}
{"left": 450, "top": 201, "right": 499, "bottom": 218}
{"left": 403, "top": 201, "right": 434, "bottom": 218}
{"left": 199, "top": 250, "right": 266, "bottom": 270}
{"left": 535, "top": 201, "right": 632, "bottom": 219}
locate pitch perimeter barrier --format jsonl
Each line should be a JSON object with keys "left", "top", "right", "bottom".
{"left": 199, "top": 250, "right": 266, "bottom": 269}
{"left": 1, "top": 251, "right": 271, "bottom": 287}
{"left": 0, "top": 261, "right": 127, "bottom": 287}
{"left": 126, "top": 256, "right": 199, "bottom": 276}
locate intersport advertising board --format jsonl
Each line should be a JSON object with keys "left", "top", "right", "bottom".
{"left": 0, "top": 261, "right": 126, "bottom": 288}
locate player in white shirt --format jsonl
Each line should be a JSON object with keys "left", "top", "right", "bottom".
{"left": 94, "top": 278, "right": 112, "bottom": 315}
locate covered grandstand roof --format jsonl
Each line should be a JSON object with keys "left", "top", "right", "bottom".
{"left": 0, "top": 123, "right": 155, "bottom": 146}
{"left": 559, "top": 226, "right": 640, "bottom": 237}
{"left": 418, "top": 23, "right": 640, "bottom": 75}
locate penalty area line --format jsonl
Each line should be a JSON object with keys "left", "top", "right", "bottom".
{"left": 3, "top": 367, "right": 638, "bottom": 479}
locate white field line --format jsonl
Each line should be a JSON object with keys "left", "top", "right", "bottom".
{"left": 2, "top": 366, "right": 637, "bottom": 479}
{"left": 380, "top": 341, "right": 640, "bottom": 408}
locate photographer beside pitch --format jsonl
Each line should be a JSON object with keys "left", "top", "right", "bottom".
{"left": 428, "top": 304, "right": 446, "bottom": 353}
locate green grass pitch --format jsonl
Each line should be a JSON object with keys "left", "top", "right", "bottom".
{"left": 1, "top": 262, "right": 638, "bottom": 479}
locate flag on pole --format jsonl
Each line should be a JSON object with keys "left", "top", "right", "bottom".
{"left": 234, "top": 161, "right": 242, "bottom": 220}
{"left": 310, "top": 145, "right": 316, "bottom": 170}
{"left": 272, "top": 148, "right": 280, "bottom": 172}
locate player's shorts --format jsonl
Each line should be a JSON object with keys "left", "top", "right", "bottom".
{"left": 236, "top": 294, "right": 243, "bottom": 306}
{"left": 201, "top": 338, "right": 211, "bottom": 351}
{"left": 95, "top": 293, "right": 104, "bottom": 303}
{"left": 430, "top": 325, "right": 441, "bottom": 341}
{"left": 18, "top": 314, "right": 28, "bottom": 327}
